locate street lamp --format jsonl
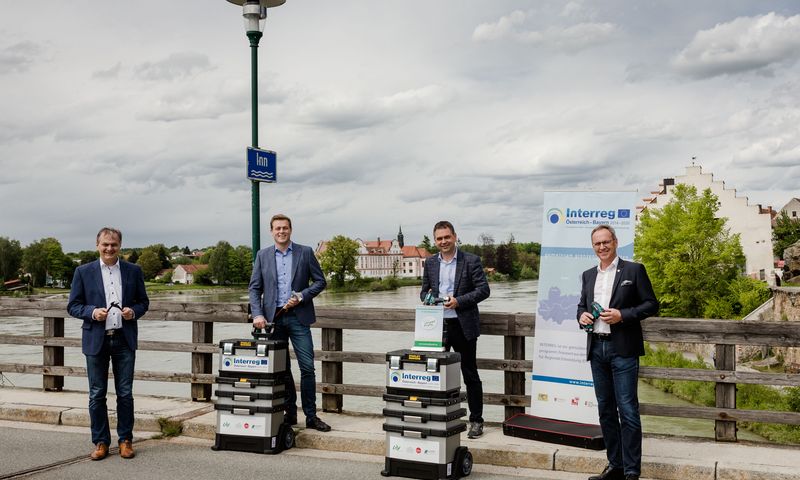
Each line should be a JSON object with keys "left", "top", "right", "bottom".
{"left": 226, "top": 0, "right": 285, "bottom": 261}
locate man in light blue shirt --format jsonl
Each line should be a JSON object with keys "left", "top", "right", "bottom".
{"left": 249, "top": 214, "right": 329, "bottom": 431}
{"left": 420, "top": 221, "right": 490, "bottom": 438}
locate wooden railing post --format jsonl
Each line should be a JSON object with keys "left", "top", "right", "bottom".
{"left": 715, "top": 343, "right": 737, "bottom": 441}
{"left": 504, "top": 334, "right": 526, "bottom": 420}
{"left": 43, "top": 316, "right": 64, "bottom": 391}
{"left": 321, "top": 327, "right": 343, "bottom": 412}
{"left": 191, "top": 320, "right": 213, "bottom": 401}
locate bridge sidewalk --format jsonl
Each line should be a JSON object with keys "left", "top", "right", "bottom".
{"left": 1, "top": 387, "right": 799, "bottom": 480}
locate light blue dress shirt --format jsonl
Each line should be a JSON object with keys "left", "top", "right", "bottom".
{"left": 275, "top": 243, "right": 293, "bottom": 308}
{"left": 438, "top": 250, "right": 458, "bottom": 319}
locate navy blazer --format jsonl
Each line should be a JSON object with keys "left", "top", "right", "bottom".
{"left": 67, "top": 260, "right": 149, "bottom": 356}
{"left": 248, "top": 243, "right": 327, "bottom": 326}
{"left": 576, "top": 258, "right": 659, "bottom": 360}
{"left": 420, "top": 250, "right": 490, "bottom": 341}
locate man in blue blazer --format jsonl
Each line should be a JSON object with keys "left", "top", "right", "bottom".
{"left": 420, "top": 220, "right": 490, "bottom": 438}
{"left": 67, "top": 227, "right": 149, "bottom": 461}
{"left": 249, "top": 214, "right": 330, "bottom": 431}
{"left": 577, "top": 225, "right": 658, "bottom": 480}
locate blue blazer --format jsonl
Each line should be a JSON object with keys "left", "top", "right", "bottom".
{"left": 420, "top": 250, "right": 490, "bottom": 341}
{"left": 248, "top": 243, "right": 327, "bottom": 326}
{"left": 577, "top": 258, "right": 659, "bottom": 360}
{"left": 67, "top": 260, "right": 149, "bottom": 356}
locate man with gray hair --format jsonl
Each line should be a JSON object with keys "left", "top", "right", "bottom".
{"left": 577, "top": 224, "right": 658, "bottom": 480}
{"left": 68, "top": 227, "right": 149, "bottom": 461}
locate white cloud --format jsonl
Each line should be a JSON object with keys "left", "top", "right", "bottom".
{"left": 134, "top": 52, "right": 214, "bottom": 81}
{"left": 673, "top": 12, "right": 800, "bottom": 78}
{"left": 472, "top": 10, "right": 617, "bottom": 52}
{"left": 0, "top": 41, "right": 41, "bottom": 74}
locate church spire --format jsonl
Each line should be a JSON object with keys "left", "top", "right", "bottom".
{"left": 397, "top": 225, "right": 404, "bottom": 248}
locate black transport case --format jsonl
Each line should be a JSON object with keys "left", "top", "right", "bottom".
{"left": 502, "top": 413, "right": 605, "bottom": 450}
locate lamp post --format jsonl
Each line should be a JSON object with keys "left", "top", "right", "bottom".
{"left": 226, "top": 0, "right": 285, "bottom": 261}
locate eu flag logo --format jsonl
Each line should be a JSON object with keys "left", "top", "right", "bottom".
{"left": 618, "top": 209, "right": 630, "bottom": 219}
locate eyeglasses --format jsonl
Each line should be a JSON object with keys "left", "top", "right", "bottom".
{"left": 592, "top": 240, "right": 615, "bottom": 248}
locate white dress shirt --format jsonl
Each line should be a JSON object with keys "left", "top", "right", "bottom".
{"left": 592, "top": 256, "right": 619, "bottom": 335}
{"left": 99, "top": 259, "right": 123, "bottom": 331}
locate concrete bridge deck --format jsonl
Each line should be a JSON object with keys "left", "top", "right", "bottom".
{"left": 1, "top": 387, "right": 799, "bottom": 480}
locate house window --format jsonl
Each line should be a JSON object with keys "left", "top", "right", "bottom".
{"left": 793, "top": 211, "right": 797, "bottom": 217}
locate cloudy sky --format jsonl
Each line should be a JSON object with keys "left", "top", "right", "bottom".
{"left": 2, "top": 1, "right": 800, "bottom": 252}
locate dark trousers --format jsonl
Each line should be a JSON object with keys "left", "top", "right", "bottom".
{"left": 270, "top": 311, "right": 317, "bottom": 421}
{"left": 590, "top": 336, "right": 642, "bottom": 476}
{"left": 85, "top": 333, "right": 135, "bottom": 446}
{"left": 445, "top": 318, "right": 483, "bottom": 423}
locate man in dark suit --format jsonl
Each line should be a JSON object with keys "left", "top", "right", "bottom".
{"left": 249, "top": 214, "right": 330, "bottom": 431}
{"left": 67, "top": 227, "right": 149, "bottom": 461}
{"left": 420, "top": 220, "right": 490, "bottom": 438}
{"left": 577, "top": 225, "right": 658, "bottom": 480}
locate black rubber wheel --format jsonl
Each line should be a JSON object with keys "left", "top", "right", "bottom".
{"left": 460, "top": 450, "right": 473, "bottom": 476}
{"left": 283, "top": 426, "right": 295, "bottom": 450}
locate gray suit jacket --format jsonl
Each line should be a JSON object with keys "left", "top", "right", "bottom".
{"left": 420, "top": 250, "right": 490, "bottom": 341}
{"left": 248, "top": 242, "right": 327, "bottom": 326}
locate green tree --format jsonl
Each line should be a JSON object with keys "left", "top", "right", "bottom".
{"left": 141, "top": 244, "right": 171, "bottom": 269}
{"left": 495, "top": 234, "right": 521, "bottom": 280}
{"left": 773, "top": 211, "right": 800, "bottom": 258}
{"left": 209, "top": 241, "right": 234, "bottom": 285}
{"left": 418, "top": 235, "right": 438, "bottom": 255}
{"left": 77, "top": 250, "right": 100, "bottom": 265}
{"left": 319, "top": 235, "right": 360, "bottom": 287}
{"left": 478, "top": 233, "right": 496, "bottom": 269}
{"left": 126, "top": 249, "right": 139, "bottom": 264}
{"left": 0, "top": 236, "right": 23, "bottom": 281}
{"left": 23, "top": 238, "right": 69, "bottom": 287}
{"left": 193, "top": 267, "right": 214, "bottom": 285}
{"left": 635, "top": 184, "right": 746, "bottom": 318}
{"left": 235, "top": 245, "right": 253, "bottom": 282}
{"left": 137, "top": 250, "right": 162, "bottom": 280}
{"left": 182, "top": 246, "right": 191, "bottom": 255}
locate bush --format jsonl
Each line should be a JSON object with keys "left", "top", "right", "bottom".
{"left": 193, "top": 268, "right": 214, "bottom": 285}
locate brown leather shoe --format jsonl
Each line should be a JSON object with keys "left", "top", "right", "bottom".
{"left": 90, "top": 442, "right": 108, "bottom": 461}
{"left": 119, "top": 439, "right": 135, "bottom": 459}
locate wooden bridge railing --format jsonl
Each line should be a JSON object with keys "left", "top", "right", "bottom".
{"left": 1, "top": 296, "right": 800, "bottom": 441}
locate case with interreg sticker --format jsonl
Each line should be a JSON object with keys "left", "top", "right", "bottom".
{"left": 217, "top": 338, "right": 288, "bottom": 379}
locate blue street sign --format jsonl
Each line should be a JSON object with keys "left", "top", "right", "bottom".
{"left": 247, "top": 147, "right": 276, "bottom": 183}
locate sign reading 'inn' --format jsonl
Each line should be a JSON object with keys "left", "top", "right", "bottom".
{"left": 247, "top": 147, "right": 276, "bottom": 183}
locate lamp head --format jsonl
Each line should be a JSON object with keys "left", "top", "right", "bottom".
{"left": 226, "top": 0, "right": 286, "bottom": 33}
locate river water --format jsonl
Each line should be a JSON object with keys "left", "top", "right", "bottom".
{"left": 0, "top": 280, "right": 763, "bottom": 440}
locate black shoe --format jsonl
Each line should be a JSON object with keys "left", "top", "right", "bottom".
{"left": 305, "top": 416, "right": 331, "bottom": 432}
{"left": 624, "top": 475, "right": 639, "bottom": 480}
{"left": 284, "top": 414, "right": 297, "bottom": 426}
{"left": 467, "top": 421, "right": 484, "bottom": 439}
{"left": 588, "top": 465, "right": 624, "bottom": 480}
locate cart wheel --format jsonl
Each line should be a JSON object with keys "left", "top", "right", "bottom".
{"left": 283, "top": 426, "right": 295, "bottom": 450}
{"left": 460, "top": 450, "right": 473, "bottom": 476}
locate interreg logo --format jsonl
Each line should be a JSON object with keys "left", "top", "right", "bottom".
{"left": 232, "top": 358, "right": 268, "bottom": 366}
{"left": 549, "top": 207, "right": 633, "bottom": 225}
{"left": 402, "top": 373, "right": 438, "bottom": 382}
{"left": 547, "top": 208, "right": 564, "bottom": 224}
{"left": 224, "top": 359, "right": 232, "bottom": 367}
{"left": 391, "top": 373, "right": 400, "bottom": 383}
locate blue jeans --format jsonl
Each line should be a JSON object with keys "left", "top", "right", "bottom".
{"left": 590, "top": 337, "right": 641, "bottom": 476}
{"left": 271, "top": 312, "right": 317, "bottom": 420}
{"left": 85, "top": 333, "right": 136, "bottom": 446}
